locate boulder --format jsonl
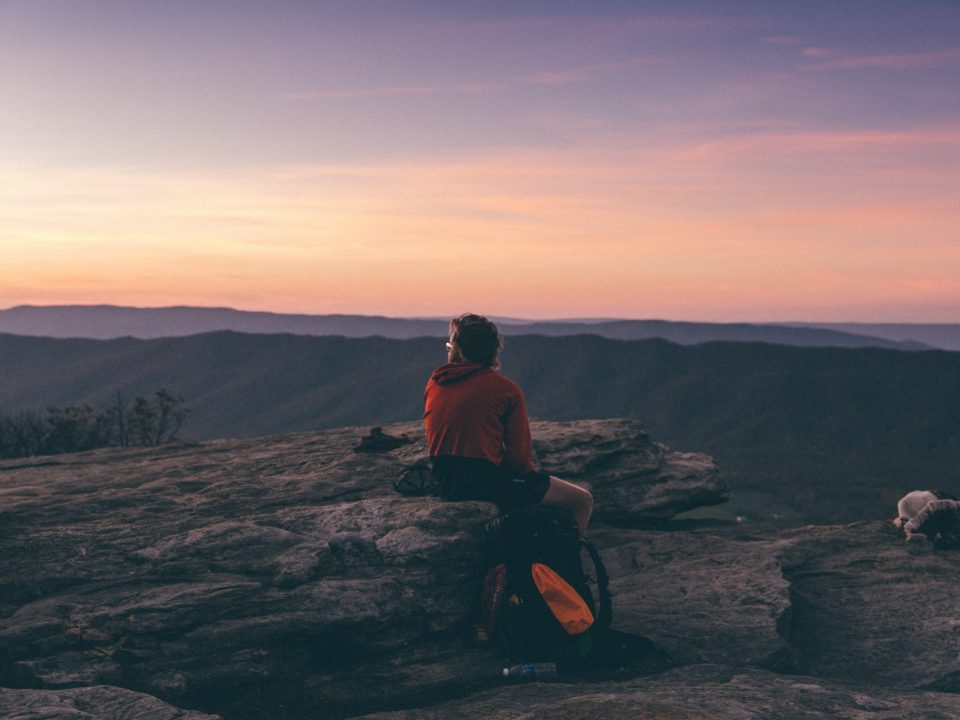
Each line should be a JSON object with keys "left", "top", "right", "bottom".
{"left": 531, "top": 419, "right": 729, "bottom": 521}
{"left": 779, "top": 521, "right": 960, "bottom": 689}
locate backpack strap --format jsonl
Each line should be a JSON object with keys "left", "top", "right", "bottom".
{"left": 580, "top": 538, "right": 613, "bottom": 632}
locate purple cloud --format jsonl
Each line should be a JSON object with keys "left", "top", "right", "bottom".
{"left": 521, "top": 57, "right": 662, "bottom": 87}
{"left": 804, "top": 48, "right": 960, "bottom": 71}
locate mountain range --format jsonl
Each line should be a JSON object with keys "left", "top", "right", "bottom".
{"left": 3, "top": 304, "right": 957, "bottom": 349}
{"left": 1, "top": 330, "right": 957, "bottom": 525}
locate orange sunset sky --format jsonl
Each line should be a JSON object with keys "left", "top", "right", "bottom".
{"left": 2, "top": 1, "right": 958, "bottom": 322}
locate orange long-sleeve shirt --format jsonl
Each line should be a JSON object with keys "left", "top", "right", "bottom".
{"left": 423, "top": 362, "right": 536, "bottom": 473}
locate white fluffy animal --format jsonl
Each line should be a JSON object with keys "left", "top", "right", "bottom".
{"left": 894, "top": 490, "right": 939, "bottom": 528}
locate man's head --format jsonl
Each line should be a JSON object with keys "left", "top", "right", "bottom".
{"left": 447, "top": 313, "right": 503, "bottom": 368}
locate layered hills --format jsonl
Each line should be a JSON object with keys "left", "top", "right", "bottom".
{"left": 791, "top": 322, "right": 960, "bottom": 352}
{"left": 1, "top": 331, "right": 958, "bottom": 526}
{"left": 0, "top": 304, "right": 943, "bottom": 349}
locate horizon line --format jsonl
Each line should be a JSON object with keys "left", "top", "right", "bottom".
{"left": 2, "top": 303, "right": 959, "bottom": 327}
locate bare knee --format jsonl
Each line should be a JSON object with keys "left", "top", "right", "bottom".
{"left": 542, "top": 476, "right": 593, "bottom": 534}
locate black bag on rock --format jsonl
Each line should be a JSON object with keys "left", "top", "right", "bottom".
{"left": 479, "top": 505, "right": 612, "bottom": 666}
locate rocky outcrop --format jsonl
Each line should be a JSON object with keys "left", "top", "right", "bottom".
{"left": 1, "top": 419, "right": 959, "bottom": 720}
{"left": 779, "top": 521, "right": 960, "bottom": 689}
{"left": 0, "top": 685, "right": 219, "bottom": 719}
{"left": 532, "top": 419, "right": 728, "bottom": 521}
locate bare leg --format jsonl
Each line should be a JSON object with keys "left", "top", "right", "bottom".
{"left": 541, "top": 476, "right": 593, "bottom": 536}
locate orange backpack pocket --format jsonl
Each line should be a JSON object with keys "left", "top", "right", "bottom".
{"left": 531, "top": 562, "right": 594, "bottom": 635}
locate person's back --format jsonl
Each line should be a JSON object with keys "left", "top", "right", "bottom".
{"left": 423, "top": 313, "right": 593, "bottom": 534}
{"left": 425, "top": 362, "right": 534, "bottom": 473}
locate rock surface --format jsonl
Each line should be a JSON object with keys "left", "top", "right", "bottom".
{"left": 779, "top": 521, "right": 960, "bottom": 690}
{"left": 0, "top": 685, "right": 219, "bottom": 719}
{"left": 357, "top": 664, "right": 960, "bottom": 720}
{"left": 1, "top": 419, "right": 959, "bottom": 719}
{"left": 533, "top": 420, "right": 728, "bottom": 521}
{"left": 597, "top": 528, "right": 790, "bottom": 668}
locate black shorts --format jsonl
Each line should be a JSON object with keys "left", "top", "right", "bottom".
{"left": 431, "top": 455, "right": 551, "bottom": 511}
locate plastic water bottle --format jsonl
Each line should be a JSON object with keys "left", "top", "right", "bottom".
{"left": 501, "top": 662, "right": 558, "bottom": 679}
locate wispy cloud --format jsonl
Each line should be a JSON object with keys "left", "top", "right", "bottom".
{"left": 457, "top": 13, "right": 762, "bottom": 36}
{"left": 676, "top": 123, "right": 960, "bottom": 162}
{"left": 278, "top": 81, "right": 504, "bottom": 101}
{"left": 521, "top": 57, "right": 660, "bottom": 87}
{"left": 5, "top": 122, "right": 958, "bottom": 320}
{"left": 802, "top": 47, "right": 960, "bottom": 71}
{"left": 801, "top": 47, "right": 835, "bottom": 59}
{"left": 761, "top": 35, "right": 805, "bottom": 47}
{"left": 281, "top": 55, "right": 655, "bottom": 102}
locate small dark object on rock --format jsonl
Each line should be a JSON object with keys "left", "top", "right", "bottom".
{"left": 353, "top": 427, "right": 414, "bottom": 454}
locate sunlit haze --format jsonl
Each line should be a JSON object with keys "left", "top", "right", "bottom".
{"left": 2, "top": 0, "right": 958, "bottom": 322}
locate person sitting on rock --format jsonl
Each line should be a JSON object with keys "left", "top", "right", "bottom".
{"left": 423, "top": 313, "right": 593, "bottom": 535}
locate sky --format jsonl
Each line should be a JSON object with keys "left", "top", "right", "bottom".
{"left": 1, "top": 0, "right": 958, "bottom": 322}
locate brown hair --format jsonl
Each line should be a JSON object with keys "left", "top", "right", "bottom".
{"left": 449, "top": 313, "right": 503, "bottom": 368}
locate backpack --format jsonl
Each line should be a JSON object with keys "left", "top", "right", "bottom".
{"left": 393, "top": 463, "right": 437, "bottom": 496}
{"left": 479, "top": 505, "right": 612, "bottom": 666}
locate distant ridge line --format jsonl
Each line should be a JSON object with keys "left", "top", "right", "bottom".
{"left": 0, "top": 304, "right": 952, "bottom": 350}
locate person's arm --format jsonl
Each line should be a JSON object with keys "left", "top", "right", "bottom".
{"left": 502, "top": 390, "right": 536, "bottom": 473}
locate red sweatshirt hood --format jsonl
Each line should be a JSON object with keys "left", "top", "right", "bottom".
{"left": 430, "top": 362, "right": 490, "bottom": 385}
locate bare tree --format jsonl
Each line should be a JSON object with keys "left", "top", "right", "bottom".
{"left": 0, "top": 389, "right": 189, "bottom": 458}
{"left": 152, "top": 388, "right": 189, "bottom": 445}
{"left": 129, "top": 389, "right": 189, "bottom": 447}
{"left": 108, "top": 390, "right": 130, "bottom": 448}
